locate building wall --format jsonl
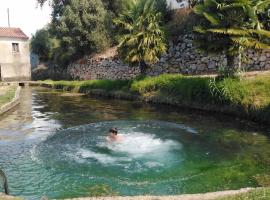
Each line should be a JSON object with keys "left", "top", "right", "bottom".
{"left": 0, "top": 37, "right": 31, "bottom": 81}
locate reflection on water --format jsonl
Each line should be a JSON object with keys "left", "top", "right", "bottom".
{"left": 0, "top": 87, "right": 269, "bottom": 200}
{"left": 0, "top": 88, "right": 61, "bottom": 141}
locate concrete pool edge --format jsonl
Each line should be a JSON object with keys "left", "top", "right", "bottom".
{"left": 0, "top": 193, "right": 22, "bottom": 200}
{"left": 0, "top": 86, "right": 21, "bottom": 116}
{"left": 63, "top": 187, "right": 258, "bottom": 200}
{"left": 1, "top": 187, "right": 268, "bottom": 200}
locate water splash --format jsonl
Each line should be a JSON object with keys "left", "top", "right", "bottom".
{"left": 34, "top": 121, "right": 191, "bottom": 172}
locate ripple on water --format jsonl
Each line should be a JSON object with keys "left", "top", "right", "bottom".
{"left": 33, "top": 121, "right": 194, "bottom": 173}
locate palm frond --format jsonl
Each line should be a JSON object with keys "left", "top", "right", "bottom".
{"left": 207, "top": 28, "right": 251, "bottom": 36}
{"left": 255, "top": 0, "right": 270, "bottom": 11}
{"left": 231, "top": 37, "right": 270, "bottom": 49}
{"left": 193, "top": 4, "right": 207, "bottom": 15}
{"left": 203, "top": 12, "right": 221, "bottom": 25}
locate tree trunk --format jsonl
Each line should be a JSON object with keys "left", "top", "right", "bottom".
{"left": 139, "top": 61, "right": 148, "bottom": 75}
{"left": 226, "top": 54, "right": 238, "bottom": 77}
{"left": 238, "top": 52, "right": 242, "bottom": 71}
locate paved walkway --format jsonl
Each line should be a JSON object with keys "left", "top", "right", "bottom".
{"left": 64, "top": 188, "right": 254, "bottom": 200}
{"left": 0, "top": 193, "right": 21, "bottom": 200}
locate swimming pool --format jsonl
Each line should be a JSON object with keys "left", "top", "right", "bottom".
{"left": 0, "top": 87, "right": 269, "bottom": 199}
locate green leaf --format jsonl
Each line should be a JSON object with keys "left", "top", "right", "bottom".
{"left": 203, "top": 12, "right": 221, "bottom": 25}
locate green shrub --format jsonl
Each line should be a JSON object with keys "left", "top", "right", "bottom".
{"left": 79, "top": 80, "right": 130, "bottom": 92}
{"left": 164, "top": 9, "right": 198, "bottom": 39}
{"left": 130, "top": 74, "right": 213, "bottom": 103}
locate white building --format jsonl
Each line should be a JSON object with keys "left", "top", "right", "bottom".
{"left": 0, "top": 27, "right": 31, "bottom": 81}
{"left": 166, "top": 0, "right": 189, "bottom": 9}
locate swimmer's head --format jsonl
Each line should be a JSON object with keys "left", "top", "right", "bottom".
{"left": 109, "top": 128, "right": 118, "bottom": 135}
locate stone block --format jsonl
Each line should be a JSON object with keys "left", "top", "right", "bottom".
{"left": 259, "top": 55, "right": 267, "bottom": 62}
{"left": 265, "top": 64, "right": 270, "bottom": 69}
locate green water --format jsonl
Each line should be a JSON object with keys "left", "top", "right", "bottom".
{"left": 0, "top": 87, "right": 269, "bottom": 200}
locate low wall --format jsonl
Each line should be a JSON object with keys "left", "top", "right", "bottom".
{"left": 67, "top": 34, "right": 270, "bottom": 80}
{"left": 0, "top": 86, "right": 21, "bottom": 115}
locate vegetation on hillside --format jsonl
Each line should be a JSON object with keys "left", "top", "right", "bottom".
{"left": 193, "top": 0, "right": 270, "bottom": 77}
{"left": 34, "top": 0, "right": 124, "bottom": 66}
{"left": 34, "top": 0, "right": 169, "bottom": 70}
{"left": 34, "top": 0, "right": 270, "bottom": 78}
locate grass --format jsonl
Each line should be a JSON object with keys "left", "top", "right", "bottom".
{"left": 43, "top": 73, "right": 270, "bottom": 124}
{"left": 216, "top": 188, "right": 270, "bottom": 200}
{"left": 0, "top": 86, "right": 16, "bottom": 107}
{"left": 45, "top": 79, "right": 131, "bottom": 93}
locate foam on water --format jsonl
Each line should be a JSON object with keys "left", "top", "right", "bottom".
{"left": 77, "top": 149, "right": 132, "bottom": 164}
{"left": 97, "top": 132, "right": 181, "bottom": 158}
{"left": 34, "top": 121, "right": 193, "bottom": 172}
{"left": 72, "top": 131, "right": 182, "bottom": 169}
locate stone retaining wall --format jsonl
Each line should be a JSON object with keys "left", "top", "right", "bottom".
{"left": 67, "top": 34, "right": 270, "bottom": 80}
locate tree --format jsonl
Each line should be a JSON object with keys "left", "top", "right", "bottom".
{"left": 101, "top": 0, "right": 124, "bottom": 15}
{"left": 193, "top": 0, "right": 270, "bottom": 77}
{"left": 259, "top": 8, "right": 270, "bottom": 30}
{"left": 114, "top": 0, "right": 167, "bottom": 74}
{"left": 54, "top": 0, "right": 110, "bottom": 56}
{"left": 31, "top": 28, "right": 57, "bottom": 62}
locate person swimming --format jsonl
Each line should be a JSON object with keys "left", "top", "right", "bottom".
{"left": 107, "top": 128, "right": 122, "bottom": 142}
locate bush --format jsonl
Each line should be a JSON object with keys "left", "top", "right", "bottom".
{"left": 164, "top": 8, "right": 198, "bottom": 40}
{"left": 31, "top": 28, "right": 59, "bottom": 62}
{"left": 131, "top": 74, "right": 212, "bottom": 103}
{"left": 79, "top": 80, "right": 130, "bottom": 92}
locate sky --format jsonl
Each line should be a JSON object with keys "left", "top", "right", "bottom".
{"left": 0, "top": 0, "right": 52, "bottom": 38}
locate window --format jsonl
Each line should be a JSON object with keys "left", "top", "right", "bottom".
{"left": 12, "top": 43, "right": 19, "bottom": 53}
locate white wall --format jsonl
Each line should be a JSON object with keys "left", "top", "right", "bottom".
{"left": 166, "top": 0, "right": 189, "bottom": 10}
{"left": 0, "top": 37, "right": 31, "bottom": 81}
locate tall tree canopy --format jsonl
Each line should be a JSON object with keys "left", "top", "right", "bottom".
{"left": 36, "top": 0, "right": 113, "bottom": 66}
{"left": 37, "top": 0, "right": 124, "bottom": 16}
{"left": 31, "top": 28, "right": 57, "bottom": 62}
{"left": 193, "top": 0, "right": 270, "bottom": 76}
{"left": 54, "top": 0, "right": 110, "bottom": 56}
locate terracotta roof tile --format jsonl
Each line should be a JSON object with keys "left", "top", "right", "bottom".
{"left": 0, "top": 27, "right": 28, "bottom": 39}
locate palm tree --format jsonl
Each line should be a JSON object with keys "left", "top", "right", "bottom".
{"left": 114, "top": 0, "right": 167, "bottom": 74}
{"left": 193, "top": 0, "right": 270, "bottom": 77}
{"left": 0, "top": 169, "right": 9, "bottom": 195}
